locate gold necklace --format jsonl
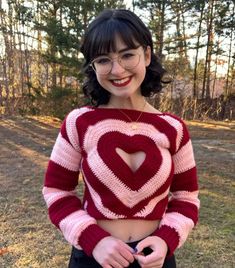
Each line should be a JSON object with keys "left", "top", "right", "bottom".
{"left": 117, "top": 100, "right": 147, "bottom": 130}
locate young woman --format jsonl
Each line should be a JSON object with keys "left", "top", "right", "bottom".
{"left": 43, "top": 9, "right": 199, "bottom": 268}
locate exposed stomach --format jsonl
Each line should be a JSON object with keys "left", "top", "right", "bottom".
{"left": 97, "top": 219, "right": 160, "bottom": 242}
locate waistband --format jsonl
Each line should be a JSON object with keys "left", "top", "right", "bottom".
{"left": 126, "top": 240, "right": 142, "bottom": 249}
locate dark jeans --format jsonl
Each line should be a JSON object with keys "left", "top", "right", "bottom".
{"left": 68, "top": 240, "right": 176, "bottom": 268}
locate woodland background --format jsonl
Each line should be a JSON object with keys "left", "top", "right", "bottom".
{"left": 0, "top": 1, "right": 235, "bottom": 267}
{"left": 0, "top": 0, "right": 235, "bottom": 120}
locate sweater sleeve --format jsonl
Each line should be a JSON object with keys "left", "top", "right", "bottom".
{"left": 153, "top": 117, "right": 200, "bottom": 256}
{"left": 42, "top": 110, "right": 110, "bottom": 256}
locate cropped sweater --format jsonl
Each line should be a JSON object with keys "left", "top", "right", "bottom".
{"left": 43, "top": 106, "right": 199, "bottom": 257}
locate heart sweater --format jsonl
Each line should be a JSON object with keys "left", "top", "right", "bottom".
{"left": 43, "top": 106, "right": 199, "bottom": 257}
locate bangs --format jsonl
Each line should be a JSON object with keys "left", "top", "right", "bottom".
{"left": 88, "top": 20, "right": 140, "bottom": 60}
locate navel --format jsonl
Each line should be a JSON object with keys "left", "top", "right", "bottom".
{"left": 128, "top": 236, "right": 132, "bottom": 242}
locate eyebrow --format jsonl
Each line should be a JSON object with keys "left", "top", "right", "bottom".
{"left": 117, "top": 47, "right": 132, "bottom": 53}
{"left": 97, "top": 47, "right": 136, "bottom": 57}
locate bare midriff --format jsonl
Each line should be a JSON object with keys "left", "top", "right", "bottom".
{"left": 97, "top": 219, "right": 160, "bottom": 242}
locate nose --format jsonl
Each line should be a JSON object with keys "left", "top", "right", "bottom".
{"left": 110, "top": 59, "right": 125, "bottom": 75}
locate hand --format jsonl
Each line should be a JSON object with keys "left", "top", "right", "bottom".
{"left": 92, "top": 236, "right": 135, "bottom": 268}
{"left": 134, "top": 236, "right": 168, "bottom": 268}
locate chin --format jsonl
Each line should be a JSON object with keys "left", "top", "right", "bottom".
{"left": 115, "top": 91, "right": 133, "bottom": 99}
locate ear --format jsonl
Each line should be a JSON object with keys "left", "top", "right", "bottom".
{"left": 144, "top": 46, "right": 151, "bottom": 67}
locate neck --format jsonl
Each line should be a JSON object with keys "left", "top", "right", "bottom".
{"left": 108, "top": 95, "right": 146, "bottom": 111}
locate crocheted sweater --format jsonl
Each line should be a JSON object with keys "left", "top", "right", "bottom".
{"left": 43, "top": 106, "right": 199, "bottom": 257}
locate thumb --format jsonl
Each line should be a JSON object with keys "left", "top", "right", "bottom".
{"left": 135, "top": 237, "right": 151, "bottom": 254}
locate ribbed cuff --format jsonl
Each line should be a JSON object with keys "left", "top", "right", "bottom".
{"left": 153, "top": 225, "right": 180, "bottom": 257}
{"left": 78, "top": 224, "right": 111, "bottom": 256}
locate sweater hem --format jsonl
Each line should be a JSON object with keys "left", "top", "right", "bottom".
{"left": 153, "top": 225, "right": 180, "bottom": 257}
{"left": 78, "top": 224, "right": 111, "bottom": 256}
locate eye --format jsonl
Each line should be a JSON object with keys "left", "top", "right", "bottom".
{"left": 95, "top": 57, "right": 111, "bottom": 65}
{"left": 121, "top": 52, "right": 135, "bottom": 59}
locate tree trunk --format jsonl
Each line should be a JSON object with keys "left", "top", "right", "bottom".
{"left": 202, "top": 0, "right": 215, "bottom": 99}
{"left": 157, "top": 1, "right": 165, "bottom": 62}
{"left": 211, "top": 39, "right": 220, "bottom": 99}
{"left": 175, "top": 0, "right": 184, "bottom": 58}
{"left": 50, "top": 4, "right": 59, "bottom": 89}
{"left": 193, "top": 3, "right": 205, "bottom": 98}
{"left": 224, "top": 6, "right": 234, "bottom": 99}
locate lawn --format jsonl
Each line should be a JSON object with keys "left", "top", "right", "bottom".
{"left": 0, "top": 116, "right": 234, "bottom": 268}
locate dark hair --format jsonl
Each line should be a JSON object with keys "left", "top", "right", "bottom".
{"left": 80, "top": 9, "right": 166, "bottom": 106}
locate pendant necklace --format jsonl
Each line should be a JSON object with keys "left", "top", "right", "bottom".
{"left": 117, "top": 100, "right": 147, "bottom": 130}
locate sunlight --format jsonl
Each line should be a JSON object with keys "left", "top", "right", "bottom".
{"left": 6, "top": 140, "right": 48, "bottom": 168}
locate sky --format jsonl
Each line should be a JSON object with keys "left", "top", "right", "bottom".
{"left": 0, "top": 0, "right": 231, "bottom": 76}
{"left": 122, "top": 1, "right": 230, "bottom": 77}
{"left": 124, "top": 0, "right": 133, "bottom": 9}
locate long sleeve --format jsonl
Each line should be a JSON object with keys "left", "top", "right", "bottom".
{"left": 42, "top": 110, "right": 110, "bottom": 256}
{"left": 153, "top": 116, "right": 200, "bottom": 256}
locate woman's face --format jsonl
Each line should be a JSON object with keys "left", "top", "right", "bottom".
{"left": 93, "top": 35, "right": 151, "bottom": 99}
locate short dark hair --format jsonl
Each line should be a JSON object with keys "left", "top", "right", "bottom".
{"left": 80, "top": 9, "right": 166, "bottom": 106}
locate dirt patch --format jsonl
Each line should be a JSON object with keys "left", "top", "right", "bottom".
{"left": 0, "top": 117, "right": 234, "bottom": 267}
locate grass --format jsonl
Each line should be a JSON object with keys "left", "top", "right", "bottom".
{"left": 0, "top": 116, "right": 234, "bottom": 267}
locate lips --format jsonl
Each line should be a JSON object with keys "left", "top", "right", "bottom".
{"left": 110, "top": 76, "right": 132, "bottom": 87}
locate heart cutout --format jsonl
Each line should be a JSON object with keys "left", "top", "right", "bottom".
{"left": 98, "top": 132, "right": 162, "bottom": 190}
{"left": 83, "top": 127, "right": 172, "bottom": 214}
{"left": 116, "top": 147, "right": 146, "bottom": 172}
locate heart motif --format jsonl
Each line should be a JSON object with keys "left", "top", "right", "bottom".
{"left": 82, "top": 120, "right": 172, "bottom": 215}
{"left": 97, "top": 132, "right": 163, "bottom": 190}
{"left": 115, "top": 147, "right": 146, "bottom": 173}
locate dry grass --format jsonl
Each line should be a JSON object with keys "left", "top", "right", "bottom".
{"left": 0, "top": 116, "right": 234, "bottom": 268}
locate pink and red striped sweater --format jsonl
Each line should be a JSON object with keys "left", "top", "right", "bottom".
{"left": 43, "top": 106, "right": 199, "bottom": 257}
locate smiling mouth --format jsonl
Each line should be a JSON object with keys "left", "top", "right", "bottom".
{"left": 111, "top": 77, "right": 132, "bottom": 87}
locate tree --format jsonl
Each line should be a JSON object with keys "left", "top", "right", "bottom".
{"left": 188, "top": 0, "right": 206, "bottom": 98}
{"left": 134, "top": 0, "right": 171, "bottom": 62}
{"left": 33, "top": 0, "right": 126, "bottom": 117}
{"left": 217, "top": 1, "right": 235, "bottom": 119}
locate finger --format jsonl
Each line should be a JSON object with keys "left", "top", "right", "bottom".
{"left": 135, "top": 237, "right": 152, "bottom": 253}
{"left": 142, "top": 264, "right": 162, "bottom": 268}
{"left": 140, "top": 252, "right": 159, "bottom": 263}
{"left": 122, "top": 242, "right": 135, "bottom": 253}
{"left": 119, "top": 247, "right": 135, "bottom": 263}
{"left": 109, "top": 258, "right": 124, "bottom": 268}
{"left": 134, "top": 254, "right": 162, "bottom": 267}
{"left": 115, "top": 241, "right": 135, "bottom": 263}
{"left": 134, "top": 254, "right": 145, "bottom": 265}
{"left": 113, "top": 255, "right": 130, "bottom": 267}
{"left": 103, "top": 265, "right": 113, "bottom": 268}
{"left": 114, "top": 248, "right": 135, "bottom": 267}
{"left": 141, "top": 260, "right": 163, "bottom": 268}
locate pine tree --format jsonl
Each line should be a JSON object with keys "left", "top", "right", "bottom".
{"left": 134, "top": 0, "right": 171, "bottom": 62}
{"left": 33, "top": 0, "right": 126, "bottom": 117}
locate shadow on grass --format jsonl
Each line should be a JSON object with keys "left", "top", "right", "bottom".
{"left": 0, "top": 117, "right": 235, "bottom": 267}
{"left": 0, "top": 117, "right": 60, "bottom": 181}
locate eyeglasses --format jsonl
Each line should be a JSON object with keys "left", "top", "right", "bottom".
{"left": 90, "top": 48, "right": 142, "bottom": 75}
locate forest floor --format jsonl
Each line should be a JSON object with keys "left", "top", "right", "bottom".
{"left": 0, "top": 116, "right": 235, "bottom": 268}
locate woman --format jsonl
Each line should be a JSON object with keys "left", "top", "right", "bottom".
{"left": 43, "top": 9, "right": 199, "bottom": 268}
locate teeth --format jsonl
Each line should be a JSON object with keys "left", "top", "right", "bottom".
{"left": 113, "top": 77, "right": 129, "bottom": 84}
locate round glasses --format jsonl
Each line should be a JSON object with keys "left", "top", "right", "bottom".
{"left": 90, "top": 49, "right": 141, "bottom": 75}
